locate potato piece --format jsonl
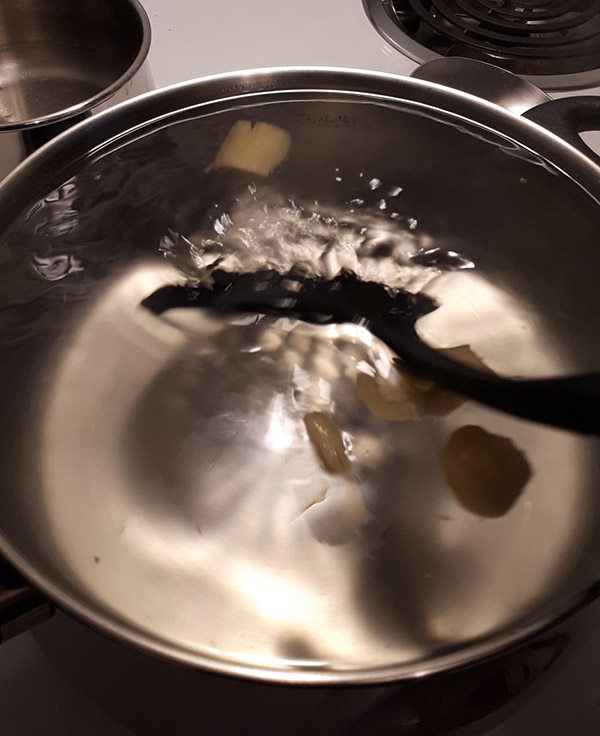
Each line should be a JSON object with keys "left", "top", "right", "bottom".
{"left": 303, "top": 412, "right": 351, "bottom": 475}
{"left": 356, "top": 372, "right": 417, "bottom": 422}
{"left": 210, "top": 120, "right": 291, "bottom": 176}
{"left": 443, "top": 425, "right": 532, "bottom": 518}
{"left": 404, "top": 370, "right": 462, "bottom": 418}
{"left": 440, "top": 345, "right": 493, "bottom": 373}
{"left": 408, "top": 345, "right": 493, "bottom": 416}
{"left": 357, "top": 345, "right": 493, "bottom": 421}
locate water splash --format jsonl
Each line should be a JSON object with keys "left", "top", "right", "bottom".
{"left": 165, "top": 182, "right": 443, "bottom": 294}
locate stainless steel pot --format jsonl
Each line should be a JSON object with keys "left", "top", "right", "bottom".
{"left": 29, "top": 603, "right": 592, "bottom": 735}
{"left": 0, "top": 0, "right": 152, "bottom": 178}
{"left": 0, "top": 61, "right": 599, "bottom": 696}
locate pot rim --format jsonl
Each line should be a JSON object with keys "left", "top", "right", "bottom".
{"left": 1, "top": 64, "right": 599, "bottom": 685}
{"left": 0, "top": 64, "right": 598, "bottom": 201}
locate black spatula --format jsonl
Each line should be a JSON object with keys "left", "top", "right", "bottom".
{"left": 141, "top": 269, "right": 600, "bottom": 435}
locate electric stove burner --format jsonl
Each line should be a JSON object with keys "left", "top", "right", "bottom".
{"left": 364, "top": 0, "right": 600, "bottom": 90}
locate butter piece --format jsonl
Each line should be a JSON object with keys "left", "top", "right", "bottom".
{"left": 211, "top": 120, "right": 291, "bottom": 176}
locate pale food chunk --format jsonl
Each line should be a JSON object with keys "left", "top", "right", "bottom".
{"left": 357, "top": 345, "right": 491, "bottom": 421}
{"left": 211, "top": 121, "right": 291, "bottom": 176}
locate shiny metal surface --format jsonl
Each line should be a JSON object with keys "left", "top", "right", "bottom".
{"left": 411, "top": 59, "right": 551, "bottom": 116}
{"left": 0, "top": 68, "right": 599, "bottom": 685}
{"left": 362, "top": 0, "right": 600, "bottom": 92}
{"left": 0, "top": 0, "right": 151, "bottom": 178}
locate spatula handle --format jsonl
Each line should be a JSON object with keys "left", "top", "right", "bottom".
{"left": 374, "top": 321, "right": 600, "bottom": 435}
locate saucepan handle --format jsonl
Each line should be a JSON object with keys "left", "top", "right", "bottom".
{"left": 411, "top": 58, "right": 552, "bottom": 115}
{"left": 523, "top": 97, "right": 600, "bottom": 167}
{"left": 0, "top": 559, "right": 53, "bottom": 642}
{"left": 412, "top": 59, "right": 600, "bottom": 167}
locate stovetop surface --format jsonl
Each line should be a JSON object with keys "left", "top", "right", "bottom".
{"left": 1, "top": 597, "right": 599, "bottom": 735}
{"left": 363, "top": 0, "right": 600, "bottom": 90}
{"left": 0, "top": 0, "right": 599, "bottom": 733}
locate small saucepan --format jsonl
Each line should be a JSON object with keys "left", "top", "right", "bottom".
{"left": 0, "top": 0, "right": 151, "bottom": 179}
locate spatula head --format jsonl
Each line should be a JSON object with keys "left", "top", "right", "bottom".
{"left": 141, "top": 269, "right": 438, "bottom": 329}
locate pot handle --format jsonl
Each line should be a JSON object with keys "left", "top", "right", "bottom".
{"left": 411, "top": 58, "right": 551, "bottom": 115}
{"left": 0, "top": 559, "right": 53, "bottom": 642}
{"left": 412, "top": 59, "right": 600, "bottom": 166}
{"left": 523, "top": 97, "right": 600, "bottom": 167}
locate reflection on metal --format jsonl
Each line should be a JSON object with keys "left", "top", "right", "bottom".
{"left": 0, "top": 0, "right": 151, "bottom": 179}
{"left": 34, "top": 262, "right": 588, "bottom": 682}
{"left": 411, "top": 59, "right": 551, "bottom": 116}
{"left": 0, "top": 69, "right": 597, "bottom": 685}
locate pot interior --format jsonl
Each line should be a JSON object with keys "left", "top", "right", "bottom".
{"left": 0, "top": 87, "right": 599, "bottom": 682}
{"left": 0, "top": 0, "right": 147, "bottom": 126}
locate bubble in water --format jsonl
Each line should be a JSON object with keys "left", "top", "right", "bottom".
{"left": 410, "top": 247, "right": 475, "bottom": 271}
{"left": 377, "top": 199, "right": 387, "bottom": 211}
{"left": 31, "top": 253, "right": 83, "bottom": 281}
{"left": 388, "top": 186, "right": 403, "bottom": 197}
{"left": 159, "top": 228, "right": 180, "bottom": 257}
{"left": 368, "top": 178, "right": 381, "bottom": 190}
{"left": 44, "top": 182, "right": 76, "bottom": 203}
{"left": 407, "top": 218, "right": 418, "bottom": 230}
